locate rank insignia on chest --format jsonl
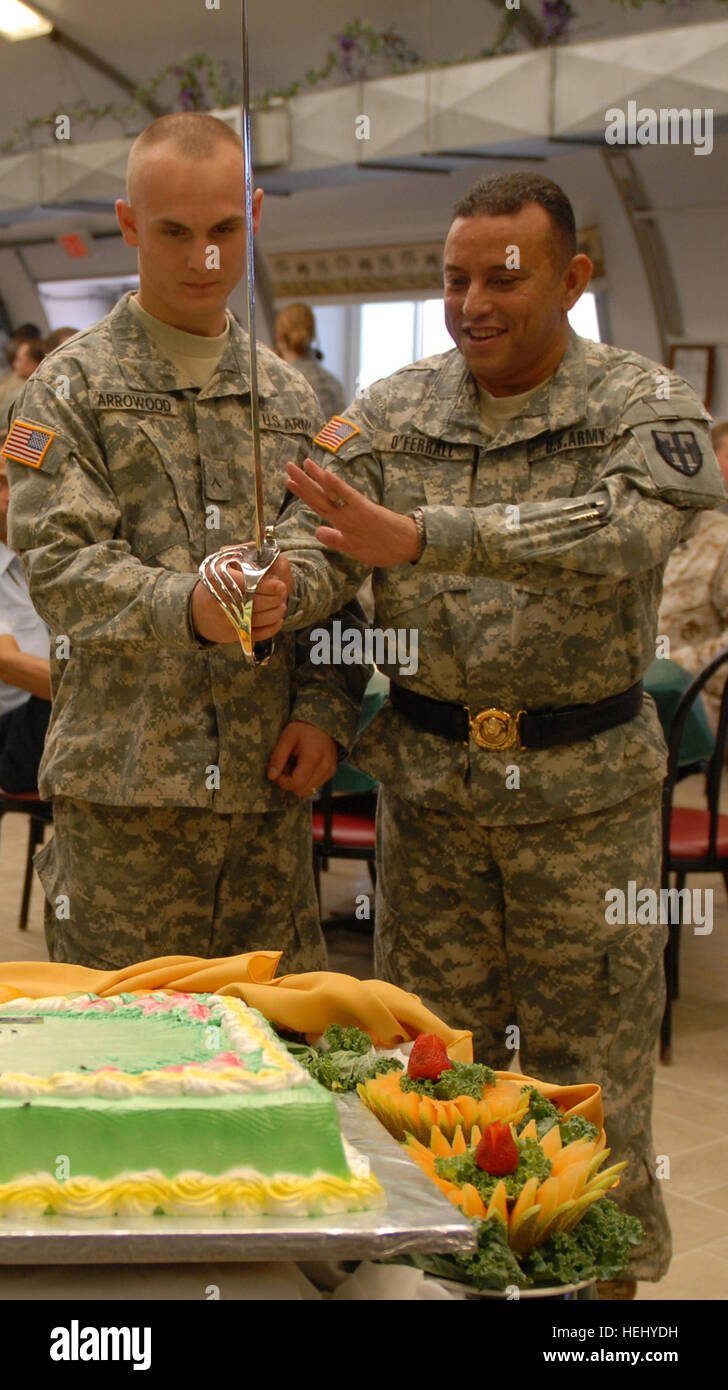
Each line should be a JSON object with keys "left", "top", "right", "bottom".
{"left": 314, "top": 416, "right": 361, "bottom": 452}
{"left": 1, "top": 419, "right": 56, "bottom": 468}
{"left": 652, "top": 430, "right": 702, "bottom": 476}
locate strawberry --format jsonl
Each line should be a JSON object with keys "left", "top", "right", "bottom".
{"left": 475, "top": 1122, "right": 520, "bottom": 1176}
{"left": 407, "top": 1033, "right": 453, "bottom": 1081}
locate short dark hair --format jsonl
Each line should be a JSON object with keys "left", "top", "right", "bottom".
{"left": 16, "top": 338, "right": 46, "bottom": 365}
{"left": 127, "top": 112, "right": 243, "bottom": 201}
{"left": 45, "top": 326, "right": 78, "bottom": 352}
{"left": 452, "top": 173, "right": 577, "bottom": 268}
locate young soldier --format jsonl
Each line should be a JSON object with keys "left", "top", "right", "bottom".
{"left": 5, "top": 113, "right": 366, "bottom": 972}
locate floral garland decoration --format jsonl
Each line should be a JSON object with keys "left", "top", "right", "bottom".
{"left": 1, "top": 2, "right": 722, "bottom": 158}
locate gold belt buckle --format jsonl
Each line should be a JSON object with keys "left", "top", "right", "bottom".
{"left": 468, "top": 706, "right": 525, "bottom": 751}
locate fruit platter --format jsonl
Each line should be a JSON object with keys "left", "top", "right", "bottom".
{"left": 285, "top": 1027, "right": 643, "bottom": 1295}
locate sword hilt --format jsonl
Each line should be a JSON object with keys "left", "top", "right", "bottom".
{"left": 198, "top": 525, "right": 281, "bottom": 665}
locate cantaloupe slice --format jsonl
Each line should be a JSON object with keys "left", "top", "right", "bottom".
{"left": 540, "top": 1124, "right": 563, "bottom": 1160}
{"left": 537, "top": 1199, "right": 578, "bottom": 1241}
{"left": 519, "top": 1118, "right": 539, "bottom": 1142}
{"left": 420, "top": 1095, "right": 439, "bottom": 1125}
{"left": 430, "top": 1125, "right": 451, "bottom": 1157}
{"left": 486, "top": 1180, "right": 508, "bottom": 1224}
{"left": 462, "top": 1183, "right": 488, "bottom": 1219}
{"left": 454, "top": 1095, "right": 480, "bottom": 1134}
{"left": 586, "top": 1147, "right": 611, "bottom": 1180}
{"left": 452, "top": 1125, "right": 467, "bottom": 1156}
{"left": 510, "top": 1176, "right": 540, "bottom": 1227}
{"left": 558, "top": 1188, "right": 610, "bottom": 1233}
{"left": 533, "top": 1175, "right": 561, "bottom": 1223}
{"left": 555, "top": 1158, "right": 592, "bottom": 1204}
{"left": 509, "top": 1206, "right": 543, "bottom": 1255}
{"left": 550, "top": 1139, "right": 595, "bottom": 1175}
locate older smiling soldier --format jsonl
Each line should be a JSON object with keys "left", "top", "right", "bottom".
{"left": 270, "top": 174, "right": 726, "bottom": 1289}
{"left": 4, "top": 112, "right": 366, "bottom": 972}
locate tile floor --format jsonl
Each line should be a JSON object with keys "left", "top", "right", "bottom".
{"left": 0, "top": 777, "right": 726, "bottom": 1301}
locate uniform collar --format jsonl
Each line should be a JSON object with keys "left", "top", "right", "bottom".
{"left": 108, "top": 291, "right": 279, "bottom": 399}
{"left": 409, "top": 330, "right": 589, "bottom": 446}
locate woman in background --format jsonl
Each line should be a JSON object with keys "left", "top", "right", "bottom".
{"left": 275, "top": 303, "right": 345, "bottom": 421}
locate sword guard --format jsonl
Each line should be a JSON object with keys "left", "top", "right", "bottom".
{"left": 198, "top": 525, "right": 281, "bottom": 664}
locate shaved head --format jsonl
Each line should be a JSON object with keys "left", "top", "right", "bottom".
{"left": 117, "top": 111, "right": 261, "bottom": 336}
{"left": 126, "top": 112, "right": 244, "bottom": 206}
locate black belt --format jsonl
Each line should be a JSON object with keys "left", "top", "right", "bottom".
{"left": 389, "top": 681, "right": 643, "bottom": 751}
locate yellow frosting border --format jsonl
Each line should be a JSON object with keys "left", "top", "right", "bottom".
{"left": 0, "top": 1167, "right": 385, "bottom": 1218}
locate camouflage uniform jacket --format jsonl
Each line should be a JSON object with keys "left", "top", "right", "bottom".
{"left": 280, "top": 330, "right": 726, "bottom": 825}
{"left": 5, "top": 293, "right": 367, "bottom": 811}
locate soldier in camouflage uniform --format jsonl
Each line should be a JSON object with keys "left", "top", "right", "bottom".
{"left": 273, "top": 175, "right": 727, "bottom": 1283}
{"left": 659, "top": 508, "right": 728, "bottom": 733}
{"left": 4, "top": 113, "right": 367, "bottom": 973}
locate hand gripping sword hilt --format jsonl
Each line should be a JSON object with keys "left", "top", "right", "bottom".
{"left": 198, "top": 525, "right": 281, "bottom": 665}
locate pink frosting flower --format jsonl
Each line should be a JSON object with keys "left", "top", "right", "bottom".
{"left": 207, "top": 1051, "right": 243, "bottom": 1068}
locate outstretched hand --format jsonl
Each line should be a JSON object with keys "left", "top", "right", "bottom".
{"left": 286, "top": 458, "right": 420, "bottom": 567}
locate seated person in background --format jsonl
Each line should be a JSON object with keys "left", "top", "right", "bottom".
{"left": 275, "top": 303, "right": 346, "bottom": 421}
{"left": 658, "top": 422, "right": 728, "bottom": 734}
{"left": 45, "top": 326, "right": 79, "bottom": 353}
{"left": 3, "top": 339, "right": 47, "bottom": 427}
{"left": 0, "top": 445, "right": 51, "bottom": 792}
{"left": 0, "top": 325, "right": 41, "bottom": 408}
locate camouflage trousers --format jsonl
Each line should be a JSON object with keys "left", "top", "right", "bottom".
{"left": 35, "top": 797, "right": 327, "bottom": 975}
{"left": 374, "top": 782, "right": 671, "bottom": 1282}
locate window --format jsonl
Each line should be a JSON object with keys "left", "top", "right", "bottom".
{"left": 568, "top": 292, "right": 601, "bottom": 342}
{"left": 37, "top": 275, "right": 139, "bottom": 332}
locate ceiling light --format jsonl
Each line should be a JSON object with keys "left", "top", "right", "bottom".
{"left": 0, "top": 1, "right": 53, "bottom": 41}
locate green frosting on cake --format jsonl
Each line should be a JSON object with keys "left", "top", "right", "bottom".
{"left": 0, "top": 1089, "right": 349, "bottom": 1182}
{"left": 0, "top": 993, "right": 355, "bottom": 1198}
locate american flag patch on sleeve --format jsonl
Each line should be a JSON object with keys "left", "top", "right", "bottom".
{"left": 313, "top": 416, "right": 361, "bottom": 453}
{"left": 1, "top": 420, "right": 56, "bottom": 468}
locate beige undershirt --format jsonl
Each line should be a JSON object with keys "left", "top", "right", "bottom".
{"left": 477, "top": 378, "right": 551, "bottom": 435}
{"left": 129, "top": 295, "right": 230, "bottom": 390}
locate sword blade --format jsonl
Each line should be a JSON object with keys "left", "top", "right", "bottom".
{"left": 241, "top": 0, "right": 265, "bottom": 558}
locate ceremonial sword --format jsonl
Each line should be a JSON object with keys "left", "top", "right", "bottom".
{"left": 198, "top": 0, "right": 280, "bottom": 664}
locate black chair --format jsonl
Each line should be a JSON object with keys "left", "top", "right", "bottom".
{"left": 312, "top": 782, "right": 377, "bottom": 917}
{"left": 0, "top": 788, "right": 53, "bottom": 932}
{"left": 660, "top": 646, "right": 728, "bottom": 1062}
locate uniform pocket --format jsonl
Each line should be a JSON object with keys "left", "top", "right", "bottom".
{"left": 373, "top": 569, "right": 471, "bottom": 625}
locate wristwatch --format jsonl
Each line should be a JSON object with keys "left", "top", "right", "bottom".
{"left": 408, "top": 507, "right": 426, "bottom": 563}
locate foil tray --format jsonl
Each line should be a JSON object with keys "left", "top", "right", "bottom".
{"left": 0, "top": 1094, "right": 476, "bottom": 1265}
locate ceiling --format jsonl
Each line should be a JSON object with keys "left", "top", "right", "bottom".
{"left": 1, "top": 0, "right": 724, "bottom": 148}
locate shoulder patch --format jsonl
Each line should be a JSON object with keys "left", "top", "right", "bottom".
{"left": 1, "top": 420, "right": 56, "bottom": 469}
{"left": 630, "top": 419, "right": 725, "bottom": 508}
{"left": 652, "top": 430, "right": 702, "bottom": 477}
{"left": 313, "top": 416, "right": 361, "bottom": 453}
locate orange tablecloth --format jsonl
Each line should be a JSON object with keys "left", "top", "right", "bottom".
{"left": 0, "top": 953, "right": 604, "bottom": 1123}
{"left": 0, "top": 951, "right": 474, "bottom": 1060}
